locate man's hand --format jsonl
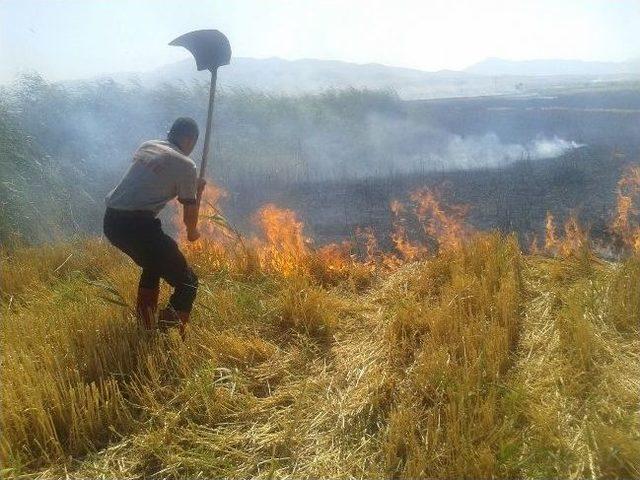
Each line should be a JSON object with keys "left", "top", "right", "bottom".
{"left": 187, "top": 227, "right": 201, "bottom": 242}
{"left": 183, "top": 203, "right": 200, "bottom": 242}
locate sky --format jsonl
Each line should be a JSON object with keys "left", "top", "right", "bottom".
{"left": 1, "top": 0, "right": 639, "bottom": 83}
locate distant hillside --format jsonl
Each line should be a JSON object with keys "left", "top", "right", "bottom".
{"left": 466, "top": 57, "right": 640, "bottom": 76}
{"left": 98, "top": 56, "right": 640, "bottom": 100}
{"left": 143, "top": 57, "right": 489, "bottom": 99}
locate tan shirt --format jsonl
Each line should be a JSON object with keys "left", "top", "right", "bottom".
{"left": 106, "top": 140, "right": 197, "bottom": 216}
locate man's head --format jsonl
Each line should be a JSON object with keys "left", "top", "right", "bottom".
{"left": 167, "top": 117, "right": 199, "bottom": 155}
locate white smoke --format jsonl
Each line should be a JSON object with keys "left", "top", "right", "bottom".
{"left": 361, "top": 114, "right": 585, "bottom": 176}
{"left": 441, "top": 134, "right": 585, "bottom": 170}
{"left": 528, "top": 137, "right": 584, "bottom": 159}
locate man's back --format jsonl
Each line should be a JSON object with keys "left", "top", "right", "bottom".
{"left": 106, "top": 140, "right": 197, "bottom": 216}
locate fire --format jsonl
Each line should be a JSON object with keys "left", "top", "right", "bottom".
{"left": 255, "top": 206, "right": 358, "bottom": 278}
{"left": 176, "top": 183, "right": 355, "bottom": 277}
{"left": 256, "top": 204, "right": 308, "bottom": 254}
{"left": 610, "top": 166, "right": 640, "bottom": 254}
{"left": 390, "top": 199, "right": 428, "bottom": 261}
{"left": 254, "top": 204, "right": 310, "bottom": 276}
{"left": 561, "top": 216, "right": 588, "bottom": 255}
{"left": 177, "top": 181, "right": 473, "bottom": 274}
{"left": 177, "top": 172, "right": 640, "bottom": 275}
{"left": 171, "top": 181, "right": 247, "bottom": 276}
{"left": 175, "top": 167, "right": 640, "bottom": 277}
{"left": 386, "top": 188, "right": 471, "bottom": 263}
{"left": 544, "top": 212, "right": 557, "bottom": 252}
{"left": 409, "top": 187, "right": 471, "bottom": 251}
{"left": 173, "top": 182, "right": 230, "bottom": 249}
{"left": 355, "top": 227, "right": 381, "bottom": 264}
{"left": 528, "top": 233, "right": 541, "bottom": 255}
{"left": 316, "top": 241, "right": 352, "bottom": 272}
{"left": 543, "top": 166, "right": 640, "bottom": 258}
{"left": 544, "top": 211, "right": 588, "bottom": 256}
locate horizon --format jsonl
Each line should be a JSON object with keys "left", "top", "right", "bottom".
{"left": 2, "top": 0, "right": 639, "bottom": 83}
{"left": 4, "top": 54, "right": 640, "bottom": 86}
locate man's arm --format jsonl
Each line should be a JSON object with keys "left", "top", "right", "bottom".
{"left": 183, "top": 202, "right": 200, "bottom": 242}
{"left": 180, "top": 178, "right": 206, "bottom": 242}
{"left": 177, "top": 160, "right": 206, "bottom": 242}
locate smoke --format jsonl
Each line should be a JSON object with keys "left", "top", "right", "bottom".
{"left": 6, "top": 76, "right": 587, "bottom": 189}
{"left": 529, "top": 137, "right": 584, "bottom": 159}
{"left": 441, "top": 134, "right": 584, "bottom": 169}
{"left": 354, "top": 113, "right": 585, "bottom": 177}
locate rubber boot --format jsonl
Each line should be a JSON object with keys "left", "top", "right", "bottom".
{"left": 159, "top": 307, "right": 190, "bottom": 340}
{"left": 136, "top": 287, "right": 159, "bottom": 330}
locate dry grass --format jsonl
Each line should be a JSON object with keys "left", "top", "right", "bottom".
{"left": 380, "top": 234, "right": 523, "bottom": 479}
{"left": 1, "top": 234, "right": 638, "bottom": 479}
{"left": 508, "top": 255, "right": 640, "bottom": 479}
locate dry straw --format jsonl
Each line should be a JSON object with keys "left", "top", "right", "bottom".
{"left": 1, "top": 181, "right": 639, "bottom": 478}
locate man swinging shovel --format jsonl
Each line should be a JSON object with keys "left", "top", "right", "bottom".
{"left": 103, "top": 30, "right": 231, "bottom": 337}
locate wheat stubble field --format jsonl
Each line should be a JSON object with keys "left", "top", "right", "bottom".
{"left": 1, "top": 175, "right": 639, "bottom": 479}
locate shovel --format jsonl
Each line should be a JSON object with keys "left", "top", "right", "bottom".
{"left": 169, "top": 29, "right": 231, "bottom": 209}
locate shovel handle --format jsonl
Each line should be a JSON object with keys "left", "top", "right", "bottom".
{"left": 196, "top": 69, "right": 218, "bottom": 209}
{"left": 199, "top": 68, "right": 218, "bottom": 182}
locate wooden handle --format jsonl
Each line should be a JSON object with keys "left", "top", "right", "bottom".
{"left": 199, "top": 68, "right": 218, "bottom": 181}
{"left": 194, "top": 69, "right": 218, "bottom": 225}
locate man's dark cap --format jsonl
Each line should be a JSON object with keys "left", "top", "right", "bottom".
{"left": 168, "top": 117, "right": 199, "bottom": 144}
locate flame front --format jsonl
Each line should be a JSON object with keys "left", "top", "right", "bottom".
{"left": 173, "top": 182, "right": 229, "bottom": 249}
{"left": 390, "top": 199, "right": 428, "bottom": 261}
{"left": 544, "top": 211, "right": 588, "bottom": 256}
{"left": 410, "top": 187, "right": 471, "bottom": 252}
{"left": 255, "top": 204, "right": 310, "bottom": 276}
{"left": 611, "top": 166, "right": 640, "bottom": 254}
{"left": 174, "top": 167, "right": 639, "bottom": 274}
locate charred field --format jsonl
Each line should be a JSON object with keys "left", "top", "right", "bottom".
{"left": 212, "top": 86, "right": 640, "bottom": 250}
{"left": 223, "top": 143, "right": 631, "bottom": 249}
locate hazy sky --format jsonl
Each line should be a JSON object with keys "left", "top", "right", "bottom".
{"left": 1, "top": 0, "right": 639, "bottom": 82}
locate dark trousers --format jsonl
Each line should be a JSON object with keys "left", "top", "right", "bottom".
{"left": 103, "top": 208, "right": 198, "bottom": 312}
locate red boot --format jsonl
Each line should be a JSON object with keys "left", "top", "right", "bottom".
{"left": 159, "top": 308, "right": 190, "bottom": 339}
{"left": 136, "top": 287, "right": 159, "bottom": 330}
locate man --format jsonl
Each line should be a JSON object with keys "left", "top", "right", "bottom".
{"left": 103, "top": 117, "right": 205, "bottom": 337}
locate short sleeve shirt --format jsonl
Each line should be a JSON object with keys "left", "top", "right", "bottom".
{"left": 106, "top": 140, "right": 198, "bottom": 216}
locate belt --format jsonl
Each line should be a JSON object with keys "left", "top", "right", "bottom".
{"left": 106, "top": 207, "right": 155, "bottom": 218}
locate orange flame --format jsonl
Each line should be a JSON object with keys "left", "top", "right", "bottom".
{"left": 355, "top": 226, "right": 381, "bottom": 264}
{"left": 254, "top": 206, "right": 358, "bottom": 278}
{"left": 544, "top": 212, "right": 588, "bottom": 256}
{"left": 390, "top": 199, "right": 428, "bottom": 261}
{"left": 545, "top": 212, "right": 557, "bottom": 252}
{"left": 316, "top": 241, "right": 352, "bottom": 273}
{"left": 176, "top": 181, "right": 474, "bottom": 274}
{"left": 254, "top": 204, "right": 311, "bottom": 276}
{"left": 410, "top": 187, "right": 472, "bottom": 251}
{"left": 173, "top": 182, "right": 229, "bottom": 249}
{"left": 611, "top": 165, "right": 640, "bottom": 254}
{"left": 561, "top": 216, "right": 588, "bottom": 256}
{"left": 529, "top": 233, "right": 541, "bottom": 255}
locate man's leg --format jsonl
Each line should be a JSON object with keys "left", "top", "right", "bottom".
{"left": 136, "top": 269, "right": 161, "bottom": 329}
{"left": 154, "top": 232, "right": 198, "bottom": 337}
{"left": 104, "top": 211, "right": 162, "bottom": 329}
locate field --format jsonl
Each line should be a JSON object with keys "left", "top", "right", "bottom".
{"left": 2, "top": 188, "right": 639, "bottom": 478}
{"left": 2, "top": 78, "right": 640, "bottom": 479}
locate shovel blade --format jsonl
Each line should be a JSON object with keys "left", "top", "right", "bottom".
{"left": 169, "top": 29, "right": 231, "bottom": 71}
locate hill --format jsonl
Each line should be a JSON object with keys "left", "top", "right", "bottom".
{"left": 466, "top": 57, "right": 640, "bottom": 77}
{"left": 101, "top": 56, "right": 640, "bottom": 99}
{"left": 133, "top": 57, "right": 493, "bottom": 99}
